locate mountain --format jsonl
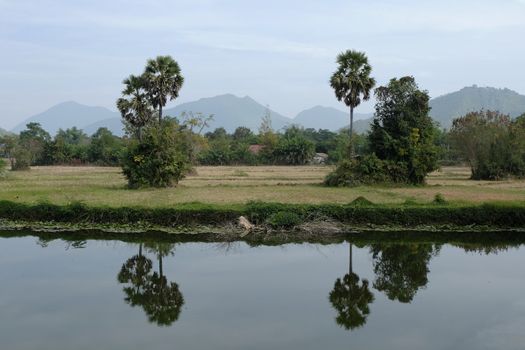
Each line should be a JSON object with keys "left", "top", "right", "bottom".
{"left": 293, "top": 106, "right": 372, "bottom": 132}
{"left": 12, "top": 101, "right": 119, "bottom": 135}
{"left": 0, "top": 127, "right": 11, "bottom": 137}
{"left": 429, "top": 86, "right": 525, "bottom": 128}
{"left": 164, "top": 94, "right": 292, "bottom": 132}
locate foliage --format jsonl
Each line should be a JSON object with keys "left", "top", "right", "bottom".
{"left": 117, "top": 74, "right": 155, "bottom": 139}
{"left": 121, "top": 119, "right": 191, "bottom": 188}
{"left": 329, "top": 273, "right": 374, "bottom": 330}
{"left": 11, "top": 147, "right": 31, "bottom": 171}
{"left": 143, "top": 55, "right": 184, "bottom": 122}
{"left": 330, "top": 50, "right": 376, "bottom": 155}
{"left": 0, "top": 158, "right": 6, "bottom": 177}
{"left": 371, "top": 244, "right": 439, "bottom": 303}
{"left": 18, "top": 122, "right": 51, "bottom": 165}
{"left": 88, "top": 128, "right": 125, "bottom": 165}
{"left": 267, "top": 211, "right": 302, "bottom": 228}
{"left": 449, "top": 110, "right": 525, "bottom": 180}
{"left": 327, "top": 76, "right": 439, "bottom": 186}
{"left": 273, "top": 127, "right": 315, "bottom": 165}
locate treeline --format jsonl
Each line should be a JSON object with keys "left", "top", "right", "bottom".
{"left": 0, "top": 119, "right": 367, "bottom": 169}
{"left": 0, "top": 123, "right": 124, "bottom": 169}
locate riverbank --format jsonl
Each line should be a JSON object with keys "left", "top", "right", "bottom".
{"left": 1, "top": 199, "right": 525, "bottom": 236}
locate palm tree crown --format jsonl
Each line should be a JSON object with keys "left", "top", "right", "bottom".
{"left": 330, "top": 50, "right": 375, "bottom": 154}
{"left": 143, "top": 55, "right": 184, "bottom": 122}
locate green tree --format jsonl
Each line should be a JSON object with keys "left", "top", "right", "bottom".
{"left": 117, "top": 74, "right": 154, "bottom": 140}
{"left": 88, "top": 127, "right": 124, "bottom": 165}
{"left": 329, "top": 242, "right": 374, "bottom": 330}
{"left": 121, "top": 119, "right": 190, "bottom": 188}
{"left": 273, "top": 126, "right": 315, "bottom": 165}
{"left": 18, "top": 122, "right": 51, "bottom": 165}
{"left": 449, "top": 110, "right": 518, "bottom": 180}
{"left": 330, "top": 50, "right": 376, "bottom": 156}
{"left": 370, "top": 243, "right": 439, "bottom": 303}
{"left": 143, "top": 55, "right": 184, "bottom": 123}
{"left": 368, "top": 76, "right": 439, "bottom": 184}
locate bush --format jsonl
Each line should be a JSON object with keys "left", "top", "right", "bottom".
{"left": 121, "top": 120, "right": 191, "bottom": 188}
{"left": 11, "top": 148, "right": 31, "bottom": 171}
{"left": 267, "top": 211, "right": 302, "bottom": 229}
{"left": 433, "top": 193, "right": 447, "bottom": 205}
{"left": 324, "top": 155, "right": 391, "bottom": 186}
{"left": 0, "top": 158, "right": 6, "bottom": 177}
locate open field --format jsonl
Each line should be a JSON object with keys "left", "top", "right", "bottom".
{"left": 1, "top": 165, "right": 524, "bottom": 207}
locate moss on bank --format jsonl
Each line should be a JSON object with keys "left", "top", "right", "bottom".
{"left": 1, "top": 199, "right": 525, "bottom": 231}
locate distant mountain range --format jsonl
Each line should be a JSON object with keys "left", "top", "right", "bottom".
{"left": 0, "top": 127, "right": 11, "bottom": 137}
{"left": 429, "top": 86, "right": 525, "bottom": 127}
{"left": 7, "top": 86, "right": 525, "bottom": 136}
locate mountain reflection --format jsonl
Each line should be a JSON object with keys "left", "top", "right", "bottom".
{"left": 117, "top": 243, "right": 184, "bottom": 327}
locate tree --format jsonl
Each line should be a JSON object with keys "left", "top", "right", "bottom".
{"left": 449, "top": 110, "right": 518, "bottom": 180}
{"left": 329, "top": 242, "right": 374, "bottom": 330}
{"left": 232, "top": 126, "right": 255, "bottom": 142}
{"left": 18, "top": 122, "right": 51, "bottom": 165}
{"left": 330, "top": 50, "right": 375, "bottom": 156}
{"left": 273, "top": 127, "right": 315, "bottom": 165}
{"left": 117, "top": 74, "right": 154, "bottom": 140}
{"left": 143, "top": 55, "right": 184, "bottom": 123}
{"left": 121, "top": 119, "right": 191, "bottom": 188}
{"left": 117, "top": 243, "right": 184, "bottom": 327}
{"left": 370, "top": 243, "right": 439, "bottom": 303}
{"left": 368, "top": 76, "right": 439, "bottom": 184}
{"left": 329, "top": 273, "right": 374, "bottom": 330}
{"left": 88, "top": 127, "right": 124, "bottom": 165}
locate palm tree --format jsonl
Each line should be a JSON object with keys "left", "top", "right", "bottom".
{"left": 330, "top": 50, "right": 375, "bottom": 156}
{"left": 116, "top": 74, "right": 153, "bottom": 140}
{"left": 329, "top": 241, "right": 374, "bottom": 330}
{"left": 329, "top": 273, "right": 374, "bottom": 330}
{"left": 143, "top": 55, "right": 184, "bottom": 123}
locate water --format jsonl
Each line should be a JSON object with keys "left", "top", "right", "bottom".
{"left": 1, "top": 233, "right": 525, "bottom": 350}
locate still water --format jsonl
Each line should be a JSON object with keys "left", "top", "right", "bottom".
{"left": 1, "top": 233, "right": 524, "bottom": 350}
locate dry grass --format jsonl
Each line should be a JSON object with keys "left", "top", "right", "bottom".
{"left": 0, "top": 165, "right": 524, "bottom": 207}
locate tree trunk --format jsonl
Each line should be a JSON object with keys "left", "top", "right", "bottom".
{"left": 349, "top": 243, "right": 353, "bottom": 275}
{"left": 159, "top": 254, "right": 163, "bottom": 278}
{"left": 349, "top": 106, "right": 354, "bottom": 157}
{"left": 159, "top": 103, "right": 163, "bottom": 124}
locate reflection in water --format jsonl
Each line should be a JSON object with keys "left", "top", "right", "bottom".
{"left": 329, "top": 243, "right": 374, "bottom": 330}
{"left": 370, "top": 243, "right": 440, "bottom": 303}
{"left": 117, "top": 243, "right": 184, "bottom": 326}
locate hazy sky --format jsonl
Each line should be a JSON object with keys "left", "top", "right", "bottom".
{"left": 1, "top": 0, "right": 525, "bottom": 129}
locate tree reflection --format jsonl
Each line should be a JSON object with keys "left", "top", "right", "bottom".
{"left": 370, "top": 243, "right": 439, "bottom": 303}
{"left": 117, "top": 242, "right": 184, "bottom": 326}
{"left": 329, "top": 242, "right": 374, "bottom": 330}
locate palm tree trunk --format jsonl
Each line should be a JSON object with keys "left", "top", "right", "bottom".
{"left": 349, "top": 243, "right": 353, "bottom": 275}
{"left": 159, "top": 254, "right": 163, "bottom": 278}
{"left": 159, "top": 103, "right": 163, "bottom": 123}
{"left": 349, "top": 106, "right": 354, "bottom": 157}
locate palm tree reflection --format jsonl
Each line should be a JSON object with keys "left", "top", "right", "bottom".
{"left": 117, "top": 243, "right": 184, "bottom": 326}
{"left": 329, "top": 242, "right": 374, "bottom": 330}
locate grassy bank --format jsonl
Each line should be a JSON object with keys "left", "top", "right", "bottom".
{"left": 1, "top": 199, "right": 525, "bottom": 232}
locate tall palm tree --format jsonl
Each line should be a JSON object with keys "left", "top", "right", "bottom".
{"left": 116, "top": 74, "right": 153, "bottom": 140}
{"left": 143, "top": 55, "right": 184, "bottom": 123}
{"left": 330, "top": 50, "right": 375, "bottom": 156}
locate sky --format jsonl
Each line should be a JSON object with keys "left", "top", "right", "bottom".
{"left": 1, "top": 0, "right": 525, "bottom": 129}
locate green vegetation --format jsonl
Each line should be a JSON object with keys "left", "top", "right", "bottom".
{"left": 2, "top": 198, "right": 525, "bottom": 230}
{"left": 327, "top": 76, "right": 439, "bottom": 186}
{"left": 330, "top": 50, "right": 376, "bottom": 154}
{"left": 450, "top": 111, "right": 525, "bottom": 180}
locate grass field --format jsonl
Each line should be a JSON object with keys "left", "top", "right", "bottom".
{"left": 1, "top": 165, "right": 524, "bottom": 208}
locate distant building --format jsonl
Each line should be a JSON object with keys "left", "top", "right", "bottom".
{"left": 311, "top": 153, "right": 329, "bottom": 165}
{"left": 248, "top": 144, "right": 265, "bottom": 155}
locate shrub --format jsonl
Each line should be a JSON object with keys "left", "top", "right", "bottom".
{"left": 121, "top": 119, "right": 191, "bottom": 188}
{"left": 350, "top": 196, "right": 375, "bottom": 206}
{"left": 11, "top": 148, "right": 31, "bottom": 171}
{"left": 0, "top": 158, "right": 6, "bottom": 177}
{"left": 267, "top": 211, "right": 302, "bottom": 229}
{"left": 433, "top": 193, "right": 447, "bottom": 205}
{"left": 324, "top": 155, "right": 390, "bottom": 186}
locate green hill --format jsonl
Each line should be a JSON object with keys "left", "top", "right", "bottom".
{"left": 429, "top": 86, "right": 525, "bottom": 128}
